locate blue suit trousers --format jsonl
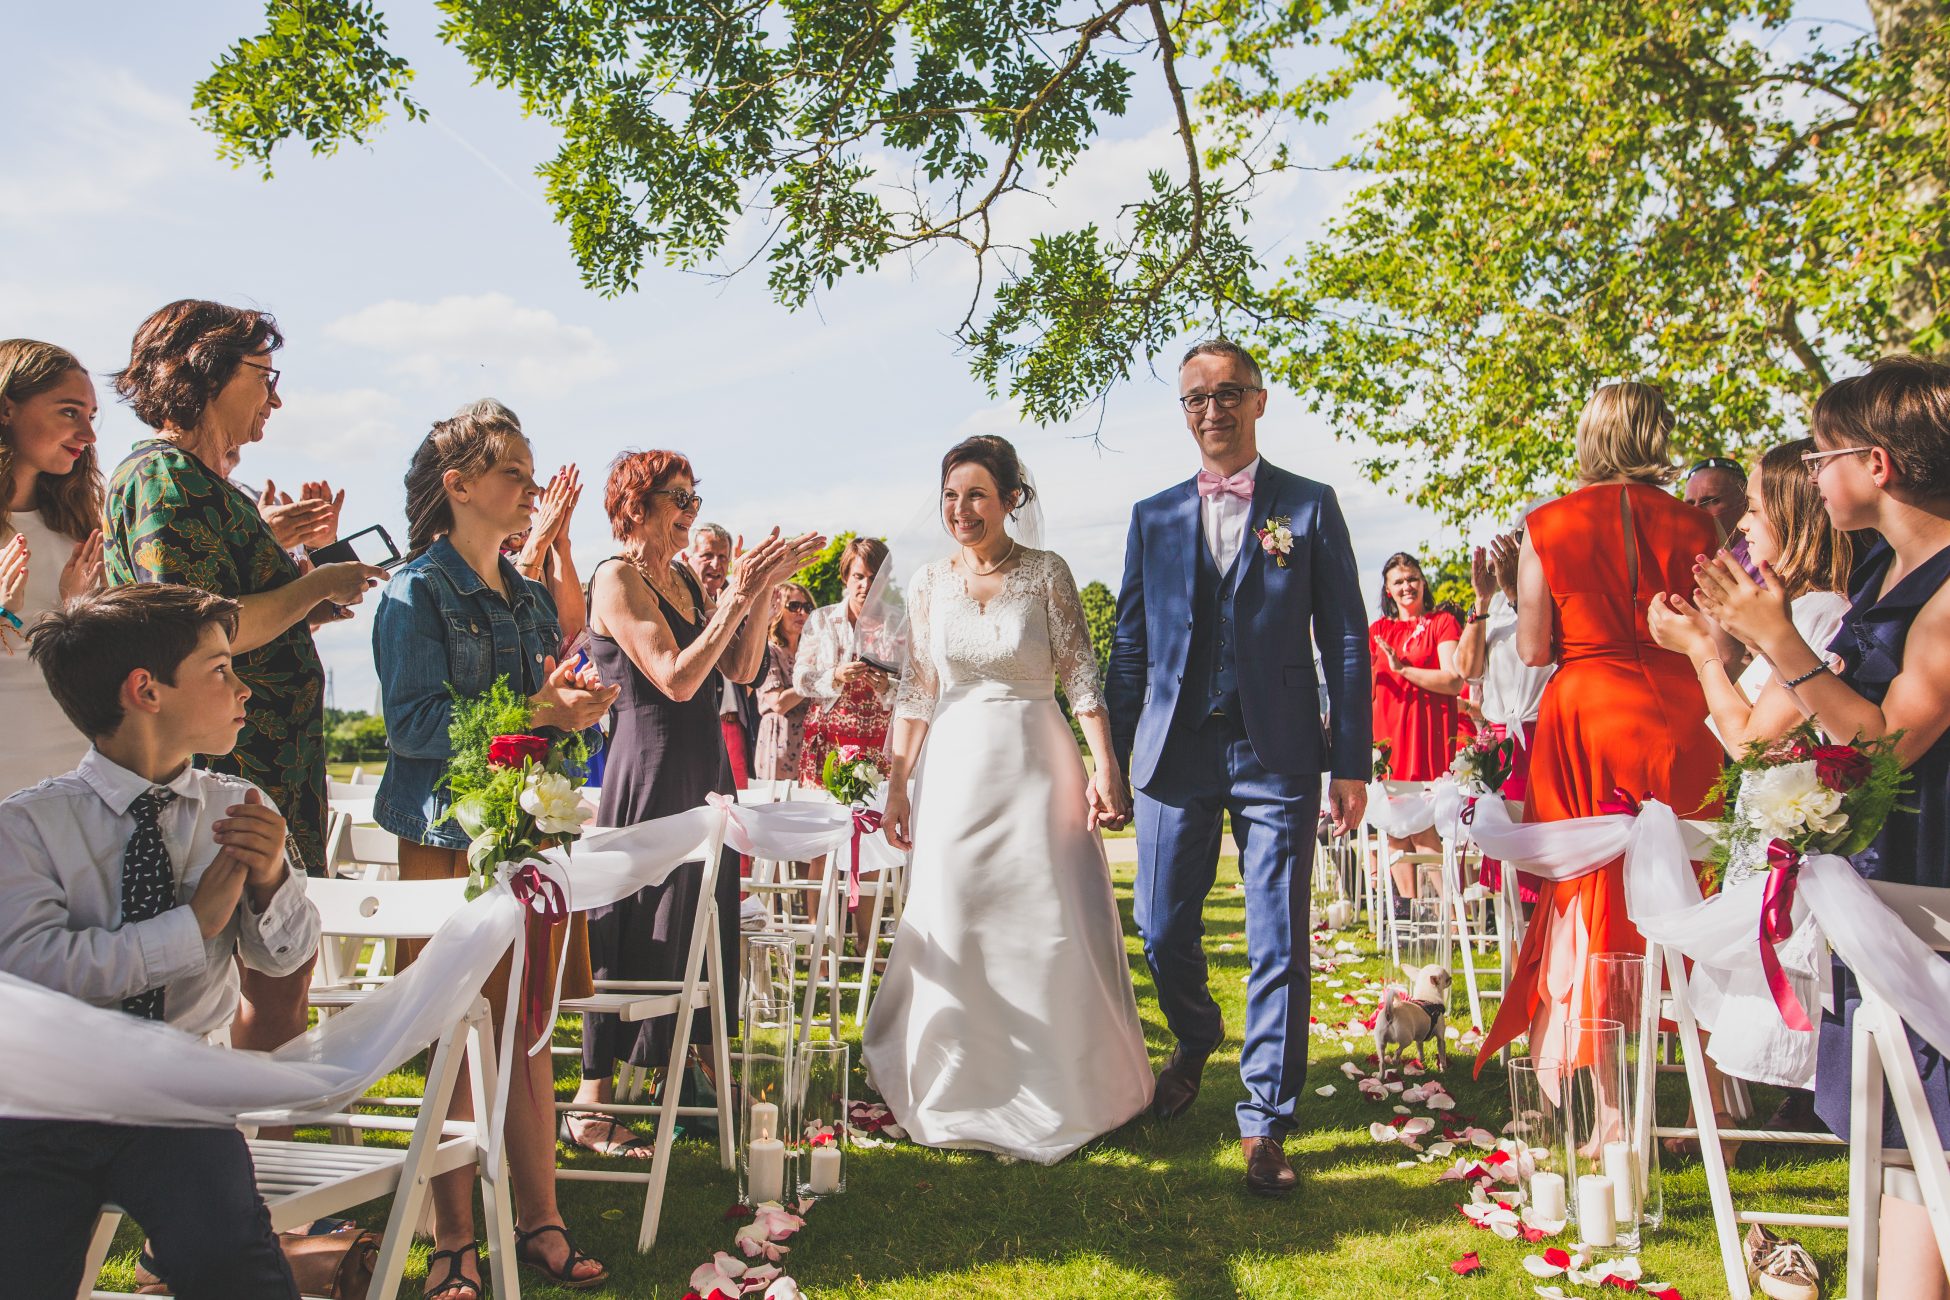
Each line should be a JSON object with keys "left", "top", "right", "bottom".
{"left": 1135, "top": 713, "right": 1320, "bottom": 1139}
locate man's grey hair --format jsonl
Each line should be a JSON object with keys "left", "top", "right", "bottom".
{"left": 1179, "top": 337, "right": 1264, "bottom": 389}
{"left": 452, "top": 397, "right": 521, "bottom": 430}
{"left": 690, "top": 521, "right": 733, "bottom": 549}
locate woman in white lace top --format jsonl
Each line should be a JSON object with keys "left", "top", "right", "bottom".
{"left": 863, "top": 436, "right": 1152, "bottom": 1163}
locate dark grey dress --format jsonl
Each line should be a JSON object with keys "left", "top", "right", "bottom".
{"left": 581, "top": 560, "right": 740, "bottom": 1077}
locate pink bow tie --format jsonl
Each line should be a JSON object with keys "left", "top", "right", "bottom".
{"left": 1197, "top": 469, "right": 1254, "bottom": 501}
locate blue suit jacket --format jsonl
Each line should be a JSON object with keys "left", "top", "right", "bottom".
{"left": 1107, "top": 459, "right": 1372, "bottom": 790}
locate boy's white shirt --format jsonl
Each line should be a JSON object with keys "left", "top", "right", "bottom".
{"left": 0, "top": 747, "right": 319, "bottom": 1040}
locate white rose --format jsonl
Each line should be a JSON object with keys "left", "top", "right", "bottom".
{"left": 857, "top": 762, "right": 883, "bottom": 788}
{"left": 521, "top": 770, "right": 593, "bottom": 836}
{"left": 1742, "top": 761, "right": 1847, "bottom": 842}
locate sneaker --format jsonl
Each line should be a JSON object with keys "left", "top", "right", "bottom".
{"left": 1744, "top": 1223, "right": 1820, "bottom": 1300}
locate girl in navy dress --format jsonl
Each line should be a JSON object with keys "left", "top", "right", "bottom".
{"left": 1695, "top": 354, "right": 1950, "bottom": 1296}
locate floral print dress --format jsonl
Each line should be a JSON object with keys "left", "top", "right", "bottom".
{"left": 104, "top": 440, "right": 329, "bottom": 874}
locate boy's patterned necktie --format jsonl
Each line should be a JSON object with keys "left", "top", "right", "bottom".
{"left": 121, "top": 788, "right": 179, "bottom": 1021}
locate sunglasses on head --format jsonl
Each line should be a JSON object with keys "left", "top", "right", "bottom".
{"left": 1686, "top": 456, "right": 1743, "bottom": 479}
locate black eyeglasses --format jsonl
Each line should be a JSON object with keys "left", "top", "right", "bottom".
{"left": 783, "top": 600, "right": 814, "bottom": 614}
{"left": 1686, "top": 456, "right": 1743, "bottom": 479}
{"left": 1179, "top": 386, "right": 1262, "bottom": 413}
{"left": 239, "top": 359, "right": 281, "bottom": 395}
{"left": 651, "top": 488, "right": 703, "bottom": 511}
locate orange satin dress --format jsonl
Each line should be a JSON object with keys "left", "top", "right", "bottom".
{"left": 1477, "top": 483, "right": 1723, "bottom": 1069}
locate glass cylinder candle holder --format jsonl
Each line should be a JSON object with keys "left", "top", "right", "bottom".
{"left": 744, "top": 932, "right": 798, "bottom": 1015}
{"left": 1506, "top": 1056, "right": 1572, "bottom": 1236}
{"left": 1562, "top": 1017, "right": 1638, "bottom": 1252}
{"left": 739, "top": 994, "right": 796, "bottom": 1206}
{"left": 797, "top": 1040, "right": 850, "bottom": 1198}
{"left": 1587, "top": 952, "right": 1665, "bottom": 1232}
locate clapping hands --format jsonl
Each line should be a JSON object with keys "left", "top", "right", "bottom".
{"left": 60, "top": 529, "right": 105, "bottom": 599}
{"left": 0, "top": 534, "right": 26, "bottom": 614}
{"left": 728, "top": 529, "right": 827, "bottom": 604}
{"left": 530, "top": 654, "right": 620, "bottom": 732}
{"left": 520, "top": 466, "right": 583, "bottom": 569}
{"left": 1692, "top": 551, "right": 1794, "bottom": 651}
{"left": 258, "top": 479, "right": 342, "bottom": 550}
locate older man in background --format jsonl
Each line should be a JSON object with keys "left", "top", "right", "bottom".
{"left": 687, "top": 523, "right": 760, "bottom": 788}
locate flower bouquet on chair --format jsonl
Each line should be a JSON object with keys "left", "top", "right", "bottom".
{"left": 438, "top": 674, "right": 595, "bottom": 898}
{"left": 820, "top": 746, "right": 884, "bottom": 915}
{"left": 1372, "top": 739, "right": 1394, "bottom": 783}
{"left": 1450, "top": 730, "right": 1517, "bottom": 796}
{"left": 1708, "top": 719, "right": 1908, "bottom": 1031}
{"left": 1707, "top": 721, "right": 1907, "bottom": 893}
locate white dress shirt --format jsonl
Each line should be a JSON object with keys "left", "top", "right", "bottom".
{"left": 1478, "top": 592, "right": 1554, "bottom": 730}
{"left": 0, "top": 748, "right": 319, "bottom": 1040}
{"left": 1200, "top": 456, "right": 1260, "bottom": 568}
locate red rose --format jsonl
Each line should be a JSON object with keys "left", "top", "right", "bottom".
{"left": 487, "top": 733, "right": 549, "bottom": 770}
{"left": 1812, "top": 744, "right": 1872, "bottom": 791}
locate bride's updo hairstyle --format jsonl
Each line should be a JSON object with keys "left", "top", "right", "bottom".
{"left": 1574, "top": 381, "right": 1678, "bottom": 486}
{"left": 940, "top": 435, "right": 1035, "bottom": 517}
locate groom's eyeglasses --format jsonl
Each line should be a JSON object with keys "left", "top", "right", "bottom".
{"left": 1179, "top": 386, "right": 1262, "bottom": 413}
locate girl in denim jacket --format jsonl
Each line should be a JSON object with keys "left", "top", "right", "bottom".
{"left": 372, "top": 410, "right": 616, "bottom": 1297}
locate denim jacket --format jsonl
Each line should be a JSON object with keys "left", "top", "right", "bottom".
{"left": 372, "top": 538, "right": 600, "bottom": 848}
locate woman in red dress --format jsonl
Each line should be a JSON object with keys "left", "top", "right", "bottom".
{"left": 1477, "top": 382, "right": 1724, "bottom": 1074}
{"left": 1370, "top": 552, "right": 1465, "bottom": 909}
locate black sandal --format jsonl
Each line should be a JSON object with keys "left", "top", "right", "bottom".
{"left": 515, "top": 1223, "right": 610, "bottom": 1290}
{"left": 559, "top": 1110, "right": 655, "bottom": 1159}
{"left": 424, "top": 1243, "right": 483, "bottom": 1300}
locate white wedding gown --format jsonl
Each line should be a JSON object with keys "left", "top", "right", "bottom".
{"left": 861, "top": 549, "right": 1154, "bottom": 1163}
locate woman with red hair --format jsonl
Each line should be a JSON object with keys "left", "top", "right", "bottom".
{"left": 562, "top": 449, "right": 821, "bottom": 1156}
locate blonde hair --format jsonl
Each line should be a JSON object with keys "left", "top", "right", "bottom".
{"left": 1575, "top": 382, "right": 1677, "bottom": 486}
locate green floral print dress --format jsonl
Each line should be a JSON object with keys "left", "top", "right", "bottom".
{"left": 103, "top": 439, "right": 328, "bottom": 874}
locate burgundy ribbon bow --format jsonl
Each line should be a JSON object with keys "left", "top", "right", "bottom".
{"left": 1759, "top": 839, "right": 1813, "bottom": 1032}
{"left": 507, "top": 862, "right": 569, "bottom": 1038}
{"left": 1461, "top": 796, "right": 1480, "bottom": 826}
{"left": 1597, "top": 787, "right": 1643, "bottom": 817}
{"left": 848, "top": 809, "right": 884, "bottom": 912}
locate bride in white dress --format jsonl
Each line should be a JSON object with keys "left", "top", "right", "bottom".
{"left": 862, "top": 435, "right": 1154, "bottom": 1163}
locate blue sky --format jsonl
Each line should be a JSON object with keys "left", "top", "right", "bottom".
{"left": 14, "top": 1, "right": 1850, "bottom": 709}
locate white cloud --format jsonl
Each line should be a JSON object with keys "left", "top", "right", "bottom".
{"left": 0, "top": 67, "right": 210, "bottom": 222}
{"left": 254, "top": 386, "right": 415, "bottom": 473}
{"left": 323, "top": 293, "right": 619, "bottom": 394}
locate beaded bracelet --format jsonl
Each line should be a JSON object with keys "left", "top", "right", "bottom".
{"left": 1783, "top": 663, "right": 1829, "bottom": 690}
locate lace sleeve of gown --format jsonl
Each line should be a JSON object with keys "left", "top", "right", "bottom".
{"left": 793, "top": 607, "right": 842, "bottom": 704}
{"left": 893, "top": 565, "right": 940, "bottom": 724}
{"left": 1044, "top": 551, "right": 1107, "bottom": 715}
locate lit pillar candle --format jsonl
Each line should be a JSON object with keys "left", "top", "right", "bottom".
{"left": 809, "top": 1143, "right": 843, "bottom": 1194}
{"left": 747, "top": 1138, "right": 786, "bottom": 1203}
{"left": 1577, "top": 1175, "right": 1617, "bottom": 1247}
{"left": 1602, "top": 1140, "right": 1638, "bottom": 1222}
{"left": 1529, "top": 1171, "right": 1567, "bottom": 1223}
{"left": 748, "top": 1101, "right": 778, "bottom": 1143}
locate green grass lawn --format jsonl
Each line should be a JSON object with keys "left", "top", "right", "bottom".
{"left": 96, "top": 857, "right": 1848, "bottom": 1298}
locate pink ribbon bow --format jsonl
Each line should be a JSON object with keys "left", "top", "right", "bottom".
{"left": 1196, "top": 468, "right": 1254, "bottom": 501}
{"left": 848, "top": 809, "right": 884, "bottom": 912}
{"left": 1760, "top": 839, "right": 1814, "bottom": 1032}
{"left": 1597, "top": 787, "right": 1643, "bottom": 817}
{"left": 507, "top": 862, "right": 570, "bottom": 1039}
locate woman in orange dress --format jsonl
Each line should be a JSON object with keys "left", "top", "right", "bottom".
{"left": 1477, "top": 382, "right": 1724, "bottom": 1072}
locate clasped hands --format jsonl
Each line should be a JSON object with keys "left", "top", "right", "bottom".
{"left": 190, "top": 788, "right": 289, "bottom": 939}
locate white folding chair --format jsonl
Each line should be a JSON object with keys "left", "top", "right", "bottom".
{"left": 1843, "top": 880, "right": 1950, "bottom": 1299}
{"left": 80, "top": 873, "right": 514, "bottom": 1300}
{"left": 1651, "top": 934, "right": 1847, "bottom": 1299}
{"left": 555, "top": 813, "right": 736, "bottom": 1251}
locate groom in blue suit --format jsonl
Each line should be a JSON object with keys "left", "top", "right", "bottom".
{"left": 1108, "top": 339, "right": 1372, "bottom": 1196}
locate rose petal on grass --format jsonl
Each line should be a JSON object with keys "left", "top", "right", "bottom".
{"left": 1450, "top": 1252, "right": 1483, "bottom": 1276}
{"left": 1315, "top": 1085, "right": 1337, "bottom": 1097}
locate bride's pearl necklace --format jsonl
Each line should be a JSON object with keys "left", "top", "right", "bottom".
{"left": 961, "top": 538, "right": 1017, "bottom": 576}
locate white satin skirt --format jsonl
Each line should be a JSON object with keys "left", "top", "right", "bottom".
{"left": 861, "top": 685, "right": 1154, "bottom": 1163}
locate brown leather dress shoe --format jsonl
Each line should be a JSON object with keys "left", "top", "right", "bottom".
{"left": 1151, "top": 1044, "right": 1211, "bottom": 1120}
{"left": 1242, "top": 1136, "right": 1297, "bottom": 1196}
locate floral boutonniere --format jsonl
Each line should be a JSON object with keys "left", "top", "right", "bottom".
{"left": 1256, "top": 515, "right": 1293, "bottom": 567}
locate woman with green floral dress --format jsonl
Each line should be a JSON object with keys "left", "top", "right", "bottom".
{"left": 102, "top": 300, "right": 384, "bottom": 1056}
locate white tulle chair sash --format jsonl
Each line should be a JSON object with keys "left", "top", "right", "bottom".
{"left": 1363, "top": 780, "right": 1439, "bottom": 838}
{"left": 0, "top": 808, "right": 725, "bottom": 1132}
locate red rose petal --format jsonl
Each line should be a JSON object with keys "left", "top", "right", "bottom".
{"left": 1520, "top": 1224, "right": 1550, "bottom": 1243}
{"left": 1543, "top": 1247, "right": 1572, "bottom": 1268}
{"left": 1450, "top": 1252, "right": 1483, "bottom": 1276}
